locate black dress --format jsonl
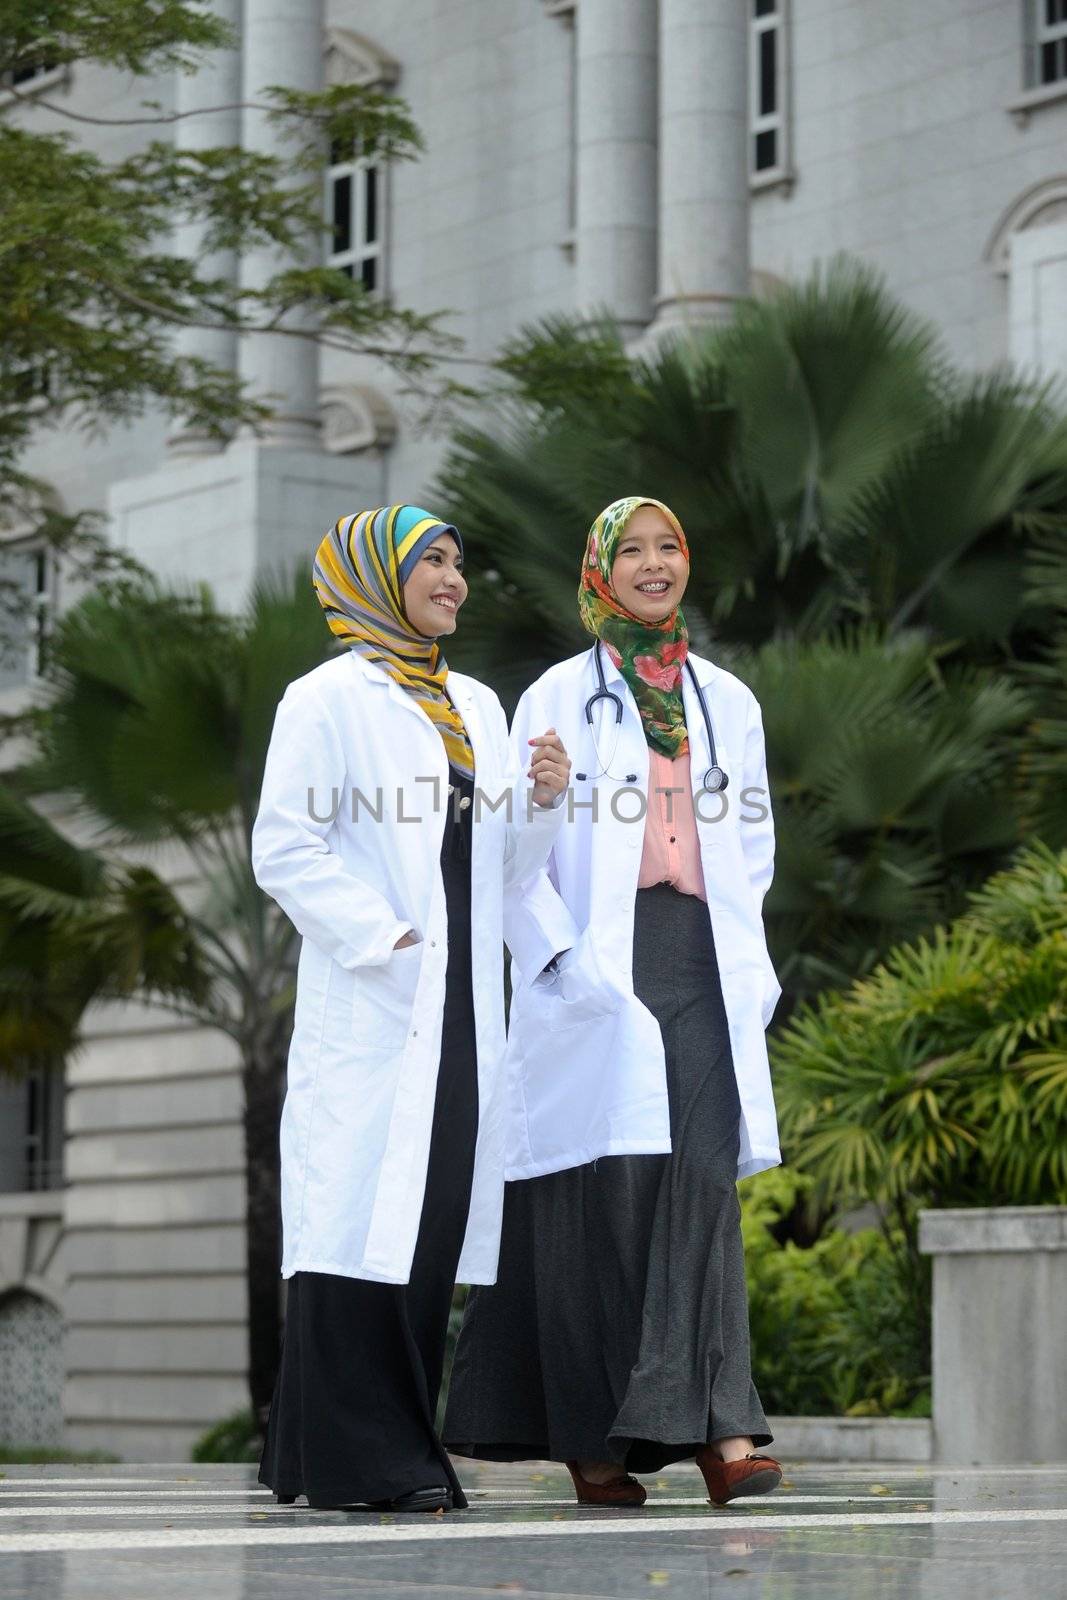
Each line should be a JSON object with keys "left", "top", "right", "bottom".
{"left": 444, "top": 883, "right": 771, "bottom": 1472}
{"left": 259, "top": 765, "right": 479, "bottom": 1507}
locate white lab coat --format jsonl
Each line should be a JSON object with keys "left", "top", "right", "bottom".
{"left": 502, "top": 647, "right": 783, "bottom": 1183}
{"left": 251, "top": 651, "right": 563, "bottom": 1285}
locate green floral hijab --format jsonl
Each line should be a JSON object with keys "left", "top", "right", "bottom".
{"left": 577, "top": 496, "right": 690, "bottom": 759}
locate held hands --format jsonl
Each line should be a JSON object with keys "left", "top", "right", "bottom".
{"left": 394, "top": 929, "right": 419, "bottom": 949}
{"left": 528, "top": 728, "right": 571, "bottom": 809}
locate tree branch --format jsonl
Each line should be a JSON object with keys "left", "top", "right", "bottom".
{"left": 2, "top": 83, "right": 331, "bottom": 129}
{"left": 80, "top": 272, "right": 491, "bottom": 369}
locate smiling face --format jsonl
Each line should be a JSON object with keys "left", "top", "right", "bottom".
{"left": 401, "top": 532, "right": 468, "bottom": 637}
{"left": 609, "top": 504, "right": 689, "bottom": 622}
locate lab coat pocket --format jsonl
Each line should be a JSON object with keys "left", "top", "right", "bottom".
{"left": 352, "top": 940, "right": 422, "bottom": 1053}
{"left": 529, "top": 934, "right": 619, "bottom": 1033}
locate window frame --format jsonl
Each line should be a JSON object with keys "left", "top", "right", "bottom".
{"left": 325, "top": 142, "right": 385, "bottom": 295}
{"left": 0, "top": 55, "right": 69, "bottom": 108}
{"left": 749, "top": 0, "right": 793, "bottom": 193}
{"left": 0, "top": 533, "right": 54, "bottom": 690}
{"left": 0, "top": 1066, "right": 64, "bottom": 1195}
{"left": 1028, "top": 0, "right": 1067, "bottom": 88}
{"left": 24, "top": 1066, "right": 64, "bottom": 1193}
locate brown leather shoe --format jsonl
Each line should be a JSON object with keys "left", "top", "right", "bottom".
{"left": 566, "top": 1460, "right": 647, "bottom": 1506}
{"left": 696, "top": 1448, "right": 783, "bottom": 1506}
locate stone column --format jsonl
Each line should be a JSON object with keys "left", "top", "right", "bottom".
{"left": 653, "top": 0, "right": 749, "bottom": 331}
{"left": 167, "top": 0, "right": 242, "bottom": 457}
{"left": 919, "top": 1206, "right": 1067, "bottom": 1464}
{"left": 238, "top": 0, "right": 324, "bottom": 446}
{"left": 574, "top": 0, "right": 657, "bottom": 336}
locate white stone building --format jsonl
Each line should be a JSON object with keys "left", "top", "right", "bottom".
{"left": 2, "top": 0, "right": 1066, "bottom": 1460}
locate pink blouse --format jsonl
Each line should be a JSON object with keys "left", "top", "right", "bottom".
{"left": 637, "top": 750, "right": 707, "bottom": 901}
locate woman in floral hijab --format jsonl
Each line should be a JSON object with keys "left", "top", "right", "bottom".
{"left": 445, "top": 496, "right": 785, "bottom": 1511}
{"left": 578, "top": 494, "right": 692, "bottom": 754}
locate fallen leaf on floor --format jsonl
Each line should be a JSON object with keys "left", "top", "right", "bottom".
{"left": 868, "top": 1484, "right": 892, "bottom": 1495}
{"left": 491, "top": 1584, "right": 524, "bottom": 1592}
{"left": 778, "top": 1479, "right": 795, "bottom": 1489}
{"left": 646, "top": 1574, "right": 670, "bottom": 1587}
{"left": 655, "top": 1479, "right": 670, "bottom": 1489}
{"left": 724, "top": 1571, "right": 751, "bottom": 1578}
{"left": 529, "top": 1473, "right": 547, "bottom": 1482}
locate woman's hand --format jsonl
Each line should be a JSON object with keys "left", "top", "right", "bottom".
{"left": 528, "top": 729, "right": 571, "bottom": 809}
{"left": 394, "top": 930, "right": 419, "bottom": 949}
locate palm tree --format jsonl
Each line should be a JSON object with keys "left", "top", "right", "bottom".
{"left": 436, "top": 258, "right": 1067, "bottom": 1000}
{"left": 0, "top": 783, "right": 207, "bottom": 1072}
{"left": 1013, "top": 523, "right": 1067, "bottom": 850}
{"left": 730, "top": 628, "right": 1030, "bottom": 1006}
{"left": 23, "top": 572, "right": 331, "bottom": 1427}
{"left": 438, "top": 259, "right": 1067, "bottom": 692}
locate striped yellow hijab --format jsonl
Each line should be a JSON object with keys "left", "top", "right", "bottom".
{"left": 313, "top": 505, "right": 475, "bottom": 778}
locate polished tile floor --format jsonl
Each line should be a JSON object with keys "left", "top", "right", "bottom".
{"left": 1, "top": 1459, "right": 1066, "bottom": 1599}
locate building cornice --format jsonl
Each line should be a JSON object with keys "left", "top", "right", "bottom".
{"left": 323, "top": 28, "right": 399, "bottom": 89}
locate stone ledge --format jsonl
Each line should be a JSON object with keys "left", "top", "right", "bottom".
{"left": 767, "top": 1416, "right": 931, "bottom": 1463}
{"left": 0, "top": 1191, "right": 64, "bottom": 1221}
{"left": 918, "top": 1206, "right": 1067, "bottom": 1256}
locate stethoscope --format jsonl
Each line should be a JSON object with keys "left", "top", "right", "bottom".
{"left": 576, "top": 641, "right": 729, "bottom": 793}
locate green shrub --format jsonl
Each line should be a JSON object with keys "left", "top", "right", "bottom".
{"left": 772, "top": 842, "right": 1067, "bottom": 1220}
{"left": 742, "top": 1169, "right": 929, "bottom": 1417}
{"left": 191, "top": 1409, "right": 260, "bottom": 1464}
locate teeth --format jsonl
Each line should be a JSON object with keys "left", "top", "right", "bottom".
{"left": 638, "top": 582, "right": 668, "bottom": 592}
{"left": 432, "top": 596, "right": 457, "bottom": 609}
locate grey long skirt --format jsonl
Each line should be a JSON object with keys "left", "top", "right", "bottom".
{"left": 443, "top": 882, "right": 771, "bottom": 1473}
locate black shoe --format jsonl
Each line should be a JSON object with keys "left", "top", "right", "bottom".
{"left": 369, "top": 1486, "right": 454, "bottom": 1514}
{"left": 306, "top": 1486, "right": 454, "bottom": 1514}
{"left": 275, "top": 1494, "right": 297, "bottom": 1505}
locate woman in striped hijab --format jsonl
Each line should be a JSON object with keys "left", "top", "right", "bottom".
{"left": 312, "top": 504, "right": 477, "bottom": 777}
{"left": 254, "top": 505, "right": 570, "bottom": 1515}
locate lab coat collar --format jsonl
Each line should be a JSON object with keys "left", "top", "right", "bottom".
{"left": 345, "top": 647, "right": 476, "bottom": 714}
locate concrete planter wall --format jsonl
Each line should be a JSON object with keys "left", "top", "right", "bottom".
{"left": 919, "top": 1206, "right": 1067, "bottom": 1465}
{"left": 767, "top": 1415, "right": 930, "bottom": 1463}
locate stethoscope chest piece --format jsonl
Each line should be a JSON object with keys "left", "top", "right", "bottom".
{"left": 703, "top": 764, "right": 728, "bottom": 793}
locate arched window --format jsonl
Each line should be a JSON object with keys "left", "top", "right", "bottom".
{"left": 985, "top": 178, "right": 1067, "bottom": 378}
{"left": 0, "top": 1290, "right": 64, "bottom": 1449}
